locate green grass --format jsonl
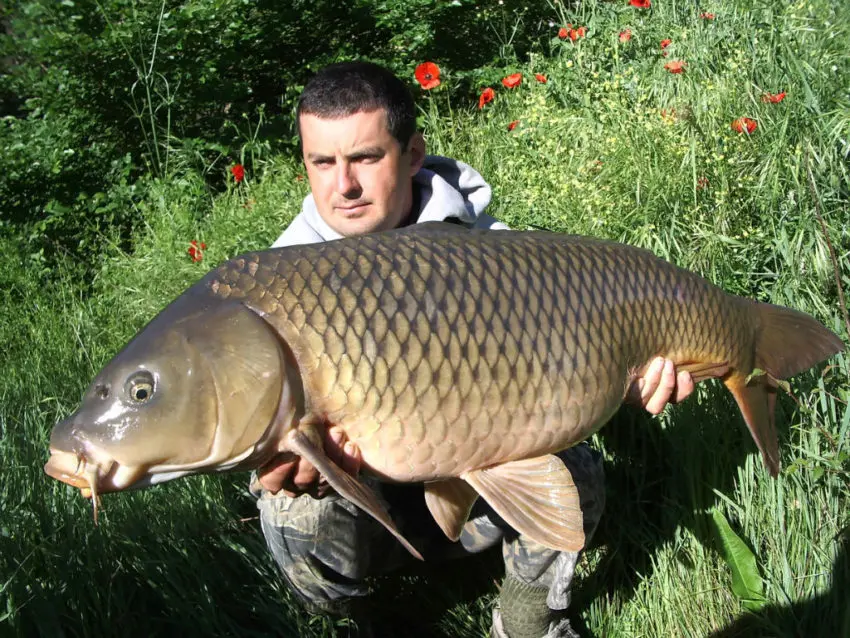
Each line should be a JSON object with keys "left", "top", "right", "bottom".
{"left": 2, "top": 0, "right": 849, "bottom": 636}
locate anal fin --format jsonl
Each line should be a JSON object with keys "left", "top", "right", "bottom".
{"left": 424, "top": 478, "right": 479, "bottom": 541}
{"left": 462, "top": 455, "right": 585, "bottom": 552}
{"left": 725, "top": 373, "right": 780, "bottom": 477}
{"left": 284, "top": 427, "right": 423, "bottom": 560}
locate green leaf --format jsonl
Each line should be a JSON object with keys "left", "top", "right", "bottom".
{"left": 712, "top": 509, "right": 767, "bottom": 611}
{"left": 744, "top": 367, "right": 792, "bottom": 394}
{"left": 744, "top": 368, "right": 767, "bottom": 384}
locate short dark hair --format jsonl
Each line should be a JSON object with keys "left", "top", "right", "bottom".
{"left": 296, "top": 61, "right": 417, "bottom": 148}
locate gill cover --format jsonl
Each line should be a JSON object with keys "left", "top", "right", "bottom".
{"left": 47, "top": 291, "right": 294, "bottom": 491}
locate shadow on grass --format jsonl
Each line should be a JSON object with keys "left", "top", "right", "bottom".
{"left": 363, "top": 548, "right": 503, "bottom": 638}
{"left": 568, "top": 374, "right": 841, "bottom": 635}
{"left": 708, "top": 530, "right": 849, "bottom": 637}
{"left": 575, "top": 394, "right": 747, "bottom": 605}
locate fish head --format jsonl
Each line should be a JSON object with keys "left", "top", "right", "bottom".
{"left": 45, "top": 291, "right": 304, "bottom": 498}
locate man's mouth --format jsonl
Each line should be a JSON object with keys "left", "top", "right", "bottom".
{"left": 335, "top": 203, "right": 370, "bottom": 216}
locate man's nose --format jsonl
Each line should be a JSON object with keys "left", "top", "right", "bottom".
{"left": 335, "top": 163, "right": 361, "bottom": 198}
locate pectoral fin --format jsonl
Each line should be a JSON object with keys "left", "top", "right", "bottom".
{"left": 424, "top": 478, "right": 479, "bottom": 541}
{"left": 462, "top": 455, "right": 584, "bottom": 552}
{"left": 284, "top": 427, "right": 423, "bottom": 560}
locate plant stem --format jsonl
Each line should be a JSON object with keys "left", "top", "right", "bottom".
{"left": 806, "top": 147, "right": 850, "bottom": 339}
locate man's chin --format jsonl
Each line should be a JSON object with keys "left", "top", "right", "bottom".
{"left": 334, "top": 204, "right": 370, "bottom": 219}
{"left": 330, "top": 212, "right": 388, "bottom": 236}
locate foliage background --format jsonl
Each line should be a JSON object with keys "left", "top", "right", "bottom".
{"left": 0, "top": 0, "right": 555, "bottom": 273}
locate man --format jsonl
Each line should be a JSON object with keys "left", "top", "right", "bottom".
{"left": 253, "top": 61, "right": 694, "bottom": 638}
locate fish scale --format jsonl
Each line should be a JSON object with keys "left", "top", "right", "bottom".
{"left": 211, "top": 226, "right": 747, "bottom": 481}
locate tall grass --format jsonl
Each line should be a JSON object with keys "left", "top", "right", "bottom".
{"left": 2, "top": 0, "right": 848, "bottom": 636}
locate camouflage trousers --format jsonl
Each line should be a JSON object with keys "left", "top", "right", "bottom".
{"left": 253, "top": 443, "right": 605, "bottom": 637}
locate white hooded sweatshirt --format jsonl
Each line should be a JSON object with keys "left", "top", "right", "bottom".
{"left": 271, "top": 155, "right": 508, "bottom": 248}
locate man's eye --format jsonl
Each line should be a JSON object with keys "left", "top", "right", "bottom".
{"left": 313, "top": 159, "right": 333, "bottom": 167}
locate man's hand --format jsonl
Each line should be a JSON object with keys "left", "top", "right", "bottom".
{"left": 257, "top": 426, "right": 362, "bottom": 498}
{"left": 627, "top": 357, "right": 694, "bottom": 415}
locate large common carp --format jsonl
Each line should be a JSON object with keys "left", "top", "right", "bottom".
{"left": 44, "top": 223, "right": 843, "bottom": 558}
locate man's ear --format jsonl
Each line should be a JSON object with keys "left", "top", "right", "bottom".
{"left": 407, "top": 132, "right": 426, "bottom": 176}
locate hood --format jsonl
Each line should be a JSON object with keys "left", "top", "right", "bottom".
{"left": 272, "top": 155, "right": 503, "bottom": 248}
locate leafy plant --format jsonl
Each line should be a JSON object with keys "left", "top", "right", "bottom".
{"left": 711, "top": 508, "right": 767, "bottom": 612}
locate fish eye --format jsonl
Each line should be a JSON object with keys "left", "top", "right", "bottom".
{"left": 126, "top": 372, "right": 155, "bottom": 404}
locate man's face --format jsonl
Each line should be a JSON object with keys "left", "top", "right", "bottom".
{"left": 300, "top": 109, "right": 425, "bottom": 237}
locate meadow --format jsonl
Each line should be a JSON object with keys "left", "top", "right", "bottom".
{"left": 1, "top": 0, "right": 848, "bottom": 636}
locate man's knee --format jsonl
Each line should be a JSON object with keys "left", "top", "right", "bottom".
{"left": 256, "top": 486, "right": 372, "bottom": 608}
{"left": 556, "top": 443, "right": 605, "bottom": 541}
{"left": 498, "top": 442, "right": 606, "bottom": 629}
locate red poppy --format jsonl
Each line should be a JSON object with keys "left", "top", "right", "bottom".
{"left": 731, "top": 117, "right": 758, "bottom": 134}
{"left": 619, "top": 29, "right": 632, "bottom": 42}
{"left": 478, "top": 87, "right": 496, "bottom": 109}
{"left": 664, "top": 60, "right": 686, "bottom": 74}
{"left": 414, "top": 62, "right": 441, "bottom": 90}
{"left": 534, "top": 73, "right": 548, "bottom": 84}
{"left": 660, "top": 39, "right": 672, "bottom": 56}
{"left": 697, "top": 176, "right": 709, "bottom": 190}
{"left": 188, "top": 240, "right": 207, "bottom": 263}
{"left": 629, "top": 0, "right": 651, "bottom": 7}
{"left": 761, "top": 91, "right": 787, "bottom": 103}
{"left": 567, "top": 25, "right": 587, "bottom": 41}
{"left": 558, "top": 27, "right": 569, "bottom": 39}
{"left": 230, "top": 164, "right": 245, "bottom": 183}
{"left": 700, "top": 12, "right": 715, "bottom": 19}
{"left": 508, "top": 120, "right": 520, "bottom": 131}
{"left": 502, "top": 73, "right": 522, "bottom": 89}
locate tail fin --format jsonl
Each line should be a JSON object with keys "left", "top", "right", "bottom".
{"left": 725, "top": 303, "right": 844, "bottom": 477}
{"left": 753, "top": 303, "right": 844, "bottom": 379}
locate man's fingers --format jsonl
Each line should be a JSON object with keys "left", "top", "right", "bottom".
{"left": 644, "top": 358, "right": 676, "bottom": 415}
{"left": 291, "top": 462, "right": 320, "bottom": 492}
{"left": 326, "top": 427, "right": 346, "bottom": 466}
{"left": 324, "top": 425, "right": 360, "bottom": 477}
{"left": 638, "top": 356, "right": 664, "bottom": 401}
{"left": 258, "top": 455, "right": 298, "bottom": 494}
{"left": 627, "top": 358, "right": 694, "bottom": 415}
{"left": 672, "top": 370, "right": 695, "bottom": 403}
{"left": 341, "top": 441, "right": 362, "bottom": 477}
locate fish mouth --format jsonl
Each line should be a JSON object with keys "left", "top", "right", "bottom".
{"left": 44, "top": 449, "right": 143, "bottom": 500}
